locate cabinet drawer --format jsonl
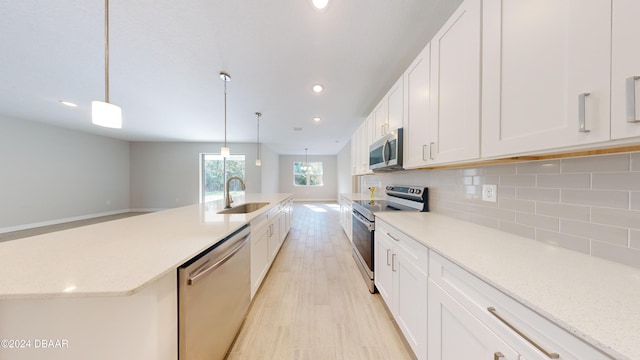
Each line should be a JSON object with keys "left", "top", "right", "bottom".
{"left": 429, "top": 251, "right": 612, "bottom": 360}
{"left": 376, "top": 219, "right": 428, "bottom": 274}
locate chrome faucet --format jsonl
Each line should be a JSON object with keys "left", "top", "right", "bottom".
{"left": 224, "top": 176, "right": 246, "bottom": 209}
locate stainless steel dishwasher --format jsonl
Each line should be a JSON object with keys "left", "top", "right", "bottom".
{"left": 178, "top": 224, "right": 251, "bottom": 360}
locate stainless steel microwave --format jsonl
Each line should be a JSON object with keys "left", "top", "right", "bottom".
{"left": 369, "top": 128, "right": 403, "bottom": 171}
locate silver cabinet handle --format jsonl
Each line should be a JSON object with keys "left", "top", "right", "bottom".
{"left": 494, "top": 352, "right": 504, "bottom": 360}
{"left": 487, "top": 307, "right": 559, "bottom": 359}
{"left": 422, "top": 144, "right": 427, "bottom": 161}
{"left": 386, "top": 249, "right": 391, "bottom": 266}
{"left": 578, "top": 93, "right": 590, "bottom": 132}
{"left": 387, "top": 232, "right": 399, "bottom": 242}
{"left": 391, "top": 253, "right": 397, "bottom": 272}
{"left": 627, "top": 76, "right": 640, "bottom": 123}
{"left": 429, "top": 142, "right": 435, "bottom": 160}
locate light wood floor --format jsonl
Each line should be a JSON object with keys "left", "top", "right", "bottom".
{"left": 227, "top": 203, "right": 415, "bottom": 360}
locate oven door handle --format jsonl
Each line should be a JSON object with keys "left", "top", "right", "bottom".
{"left": 352, "top": 210, "right": 374, "bottom": 231}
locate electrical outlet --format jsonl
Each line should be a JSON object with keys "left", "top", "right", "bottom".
{"left": 482, "top": 184, "right": 497, "bottom": 202}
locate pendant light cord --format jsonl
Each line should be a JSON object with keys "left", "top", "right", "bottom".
{"left": 104, "top": 0, "right": 110, "bottom": 103}
{"left": 224, "top": 79, "right": 227, "bottom": 148}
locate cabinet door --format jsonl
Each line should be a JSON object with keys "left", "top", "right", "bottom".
{"left": 251, "top": 224, "right": 270, "bottom": 298}
{"left": 374, "top": 100, "right": 388, "bottom": 140}
{"left": 268, "top": 220, "right": 280, "bottom": 262}
{"left": 279, "top": 210, "right": 286, "bottom": 243}
{"left": 374, "top": 231, "right": 394, "bottom": 307}
{"left": 428, "top": 280, "right": 519, "bottom": 360}
{"left": 395, "top": 248, "right": 428, "bottom": 360}
{"left": 482, "top": 0, "right": 611, "bottom": 157}
{"left": 387, "top": 77, "right": 404, "bottom": 132}
{"left": 612, "top": 0, "right": 640, "bottom": 139}
{"left": 403, "top": 43, "right": 431, "bottom": 169}
{"left": 429, "top": 0, "right": 481, "bottom": 164}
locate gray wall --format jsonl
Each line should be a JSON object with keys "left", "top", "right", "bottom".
{"left": 336, "top": 141, "right": 353, "bottom": 197}
{"left": 0, "top": 115, "right": 130, "bottom": 231}
{"left": 279, "top": 155, "right": 337, "bottom": 201}
{"left": 129, "top": 142, "right": 266, "bottom": 210}
{"left": 260, "top": 144, "right": 280, "bottom": 194}
{"left": 358, "top": 152, "right": 640, "bottom": 269}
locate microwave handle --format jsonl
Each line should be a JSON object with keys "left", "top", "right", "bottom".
{"left": 382, "top": 139, "right": 390, "bottom": 165}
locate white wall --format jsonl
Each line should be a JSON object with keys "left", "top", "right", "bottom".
{"left": 129, "top": 142, "right": 264, "bottom": 210}
{"left": 279, "top": 155, "right": 337, "bottom": 201}
{"left": 260, "top": 144, "right": 279, "bottom": 194}
{"left": 336, "top": 141, "right": 353, "bottom": 197}
{"left": 0, "top": 115, "right": 130, "bottom": 231}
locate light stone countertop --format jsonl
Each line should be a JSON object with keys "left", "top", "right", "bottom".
{"left": 375, "top": 211, "right": 640, "bottom": 360}
{"left": 0, "top": 193, "right": 293, "bottom": 299}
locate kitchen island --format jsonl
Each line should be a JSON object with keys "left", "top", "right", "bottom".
{"left": 0, "top": 194, "right": 293, "bottom": 360}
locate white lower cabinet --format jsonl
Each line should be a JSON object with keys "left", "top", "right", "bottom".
{"left": 376, "top": 219, "right": 614, "bottom": 360}
{"left": 428, "top": 279, "right": 518, "bottom": 360}
{"left": 339, "top": 196, "right": 353, "bottom": 242}
{"left": 374, "top": 219, "right": 428, "bottom": 360}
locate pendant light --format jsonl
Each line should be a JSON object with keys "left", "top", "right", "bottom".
{"left": 219, "top": 72, "right": 231, "bottom": 157}
{"left": 92, "top": 0, "right": 122, "bottom": 129}
{"left": 255, "top": 112, "right": 262, "bottom": 166}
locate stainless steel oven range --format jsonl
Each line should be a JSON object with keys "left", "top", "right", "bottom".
{"left": 351, "top": 185, "right": 428, "bottom": 293}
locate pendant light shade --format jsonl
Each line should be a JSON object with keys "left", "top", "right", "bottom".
{"left": 220, "top": 72, "right": 231, "bottom": 157}
{"left": 92, "top": 101, "right": 122, "bottom": 128}
{"left": 92, "top": 0, "right": 122, "bottom": 129}
{"left": 255, "top": 112, "right": 262, "bottom": 167}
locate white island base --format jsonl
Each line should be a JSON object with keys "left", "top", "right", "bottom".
{"left": 0, "top": 271, "right": 177, "bottom": 360}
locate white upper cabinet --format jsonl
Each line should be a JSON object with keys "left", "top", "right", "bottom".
{"left": 611, "top": 0, "right": 640, "bottom": 139}
{"left": 403, "top": 43, "right": 431, "bottom": 169}
{"left": 373, "top": 77, "right": 404, "bottom": 141}
{"left": 429, "top": 0, "right": 481, "bottom": 165}
{"left": 387, "top": 77, "right": 404, "bottom": 133}
{"left": 482, "top": 0, "right": 612, "bottom": 157}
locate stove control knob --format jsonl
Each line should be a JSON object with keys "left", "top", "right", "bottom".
{"left": 409, "top": 189, "right": 415, "bottom": 193}
{"left": 415, "top": 189, "right": 421, "bottom": 194}
{"left": 386, "top": 186, "right": 392, "bottom": 190}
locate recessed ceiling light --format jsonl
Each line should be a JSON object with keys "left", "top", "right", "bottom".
{"left": 59, "top": 100, "right": 78, "bottom": 107}
{"left": 313, "top": 117, "right": 321, "bottom": 122}
{"left": 312, "top": 84, "right": 324, "bottom": 93}
{"left": 312, "top": 0, "right": 329, "bottom": 10}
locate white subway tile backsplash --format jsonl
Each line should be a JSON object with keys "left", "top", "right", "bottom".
{"left": 516, "top": 188, "right": 560, "bottom": 202}
{"left": 591, "top": 207, "right": 640, "bottom": 230}
{"left": 561, "top": 189, "right": 629, "bottom": 209}
{"left": 592, "top": 172, "right": 640, "bottom": 191}
{"left": 499, "top": 198, "right": 535, "bottom": 213}
{"left": 499, "top": 175, "right": 536, "bottom": 187}
{"left": 500, "top": 221, "right": 535, "bottom": 239}
{"left": 364, "top": 151, "right": 640, "bottom": 268}
{"left": 517, "top": 160, "right": 560, "bottom": 174}
{"left": 631, "top": 230, "right": 640, "bottom": 249}
{"left": 536, "top": 202, "right": 590, "bottom": 222}
{"left": 561, "top": 153, "right": 630, "bottom": 173}
{"left": 536, "top": 229, "right": 590, "bottom": 254}
{"left": 537, "top": 174, "right": 591, "bottom": 189}
{"left": 590, "top": 241, "right": 640, "bottom": 269}
{"left": 632, "top": 192, "right": 640, "bottom": 210}
{"left": 560, "top": 219, "right": 629, "bottom": 247}
{"left": 516, "top": 213, "right": 559, "bottom": 231}
{"left": 631, "top": 153, "right": 640, "bottom": 171}
{"left": 485, "top": 163, "right": 516, "bottom": 175}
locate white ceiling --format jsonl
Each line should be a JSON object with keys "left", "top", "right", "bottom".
{"left": 0, "top": 0, "right": 461, "bottom": 155}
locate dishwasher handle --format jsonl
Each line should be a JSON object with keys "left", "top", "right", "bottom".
{"left": 187, "top": 232, "right": 250, "bottom": 286}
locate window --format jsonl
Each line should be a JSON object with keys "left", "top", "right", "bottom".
{"left": 201, "top": 154, "right": 245, "bottom": 202}
{"left": 293, "top": 161, "right": 323, "bottom": 186}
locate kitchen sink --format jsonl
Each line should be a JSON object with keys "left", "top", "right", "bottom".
{"left": 217, "top": 202, "right": 269, "bottom": 214}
